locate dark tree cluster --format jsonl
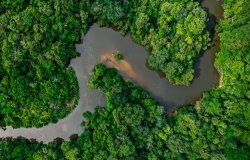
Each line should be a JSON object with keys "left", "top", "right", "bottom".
{"left": 1, "top": 53, "right": 249, "bottom": 159}
{"left": 0, "top": 0, "right": 249, "bottom": 159}
{"left": 83, "top": 0, "right": 210, "bottom": 85}
{"left": 0, "top": 0, "right": 90, "bottom": 127}
{"left": 0, "top": 0, "right": 211, "bottom": 127}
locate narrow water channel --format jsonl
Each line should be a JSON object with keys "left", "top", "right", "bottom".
{"left": 0, "top": 0, "right": 223, "bottom": 143}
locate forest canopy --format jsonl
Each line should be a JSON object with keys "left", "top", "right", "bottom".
{"left": 0, "top": 0, "right": 87, "bottom": 127}
{"left": 0, "top": 0, "right": 249, "bottom": 159}
{"left": 0, "top": 0, "right": 211, "bottom": 127}
{"left": 84, "top": 0, "right": 210, "bottom": 85}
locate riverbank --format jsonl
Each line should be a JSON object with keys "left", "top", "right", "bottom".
{"left": 0, "top": 0, "right": 223, "bottom": 143}
{"left": 100, "top": 52, "right": 143, "bottom": 85}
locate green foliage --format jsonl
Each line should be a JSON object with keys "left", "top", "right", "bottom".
{"left": 112, "top": 50, "right": 124, "bottom": 61}
{"left": 0, "top": 138, "right": 64, "bottom": 160}
{"left": 82, "top": 0, "right": 210, "bottom": 85}
{"left": 0, "top": 0, "right": 211, "bottom": 127}
{"left": 0, "top": 0, "right": 249, "bottom": 159}
{"left": 213, "top": 0, "right": 250, "bottom": 150}
{"left": 133, "top": 0, "right": 209, "bottom": 85}
{"left": 0, "top": 0, "right": 85, "bottom": 127}
{"left": 82, "top": 0, "right": 127, "bottom": 33}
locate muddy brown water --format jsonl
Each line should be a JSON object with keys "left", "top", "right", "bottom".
{"left": 0, "top": 0, "right": 222, "bottom": 143}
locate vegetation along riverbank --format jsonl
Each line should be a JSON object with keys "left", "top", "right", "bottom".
{"left": 0, "top": 0, "right": 249, "bottom": 159}
{"left": 0, "top": 0, "right": 213, "bottom": 128}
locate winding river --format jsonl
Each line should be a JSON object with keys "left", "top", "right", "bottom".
{"left": 0, "top": 0, "right": 223, "bottom": 143}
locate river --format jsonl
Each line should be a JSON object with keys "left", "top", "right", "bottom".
{"left": 0, "top": 0, "right": 223, "bottom": 143}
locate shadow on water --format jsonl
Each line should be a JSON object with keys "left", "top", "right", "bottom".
{"left": 85, "top": 20, "right": 219, "bottom": 113}
{"left": 194, "top": 0, "right": 223, "bottom": 82}
{"left": 193, "top": 14, "right": 217, "bottom": 80}
{"left": 0, "top": 0, "right": 223, "bottom": 143}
